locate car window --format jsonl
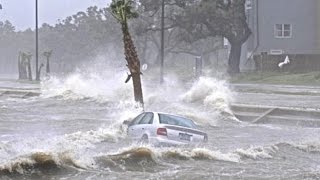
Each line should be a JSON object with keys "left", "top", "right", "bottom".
{"left": 159, "top": 114, "right": 196, "bottom": 128}
{"left": 139, "top": 112, "right": 154, "bottom": 124}
{"left": 129, "top": 113, "right": 145, "bottom": 126}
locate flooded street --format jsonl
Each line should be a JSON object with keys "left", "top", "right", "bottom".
{"left": 1, "top": 72, "right": 320, "bottom": 180}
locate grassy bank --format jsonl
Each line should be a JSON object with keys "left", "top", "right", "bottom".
{"left": 231, "top": 71, "right": 320, "bottom": 86}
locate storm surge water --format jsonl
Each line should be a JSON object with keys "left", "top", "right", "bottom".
{"left": 1, "top": 59, "right": 320, "bottom": 179}
{"left": 40, "top": 60, "right": 236, "bottom": 126}
{"left": 40, "top": 68, "right": 133, "bottom": 102}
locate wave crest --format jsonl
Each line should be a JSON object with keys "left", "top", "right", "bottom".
{"left": 182, "top": 77, "right": 232, "bottom": 111}
{"left": 161, "top": 148, "right": 240, "bottom": 162}
{"left": 235, "top": 145, "right": 279, "bottom": 159}
{"left": 41, "top": 70, "right": 132, "bottom": 102}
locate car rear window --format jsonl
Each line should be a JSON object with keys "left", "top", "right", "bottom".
{"left": 159, "top": 114, "right": 196, "bottom": 128}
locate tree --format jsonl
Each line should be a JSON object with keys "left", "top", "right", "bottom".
{"left": 18, "top": 52, "right": 33, "bottom": 81}
{"left": 25, "top": 53, "right": 33, "bottom": 81}
{"left": 43, "top": 50, "right": 52, "bottom": 75}
{"left": 132, "top": 0, "right": 221, "bottom": 69}
{"left": 0, "top": 20, "right": 15, "bottom": 35}
{"left": 110, "top": 0, "right": 144, "bottom": 106}
{"left": 129, "top": 0, "right": 192, "bottom": 66}
{"left": 175, "top": 0, "right": 251, "bottom": 74}
{"left": 18, "top": 52, "right": 28, "bottom": 80}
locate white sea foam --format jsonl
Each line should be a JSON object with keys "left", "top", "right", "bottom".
{"left": 291, "top": 141, "right": 320, "bottom": 153}
{"left": 158, "top": 147, "right": 241, "bottom": 163}
{"left": 142, "top": 75, "right": 237, "bottom": 126}
{"left": 182, "top": 77, "right": 233, "bottom": 112}
{"left": 234, "top": 145, "right": 279, "bottom": 159}
{"left": 40, "top": 59, "right": 235, "bottom": 126}
{"left": 0, "top": 120, "right": 131, "bottom": 173}
{"left": 41, "top": 71, "right": 132, "bottom": 102}
{"left": 0, "top": 150, "right": 95, "bottom": 174}
{"left": 0, "top": 142, "right": 10, "bottom": 159}
{"left": 105, "top": 145, "right": 241, "bottom": 163}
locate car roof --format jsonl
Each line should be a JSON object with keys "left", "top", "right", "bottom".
{"left": 144, "top": 111, "right": 195, "bottom": 122}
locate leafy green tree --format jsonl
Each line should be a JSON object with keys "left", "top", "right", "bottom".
{"left": 110, "top": 0, "right": 144, "bottom": 106}
{"left": 177, "top": 0, "right": 251, "bottom": 74}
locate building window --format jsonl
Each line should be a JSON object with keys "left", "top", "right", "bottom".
{"left": 275, "top": 24, "right": 292, "bottom": 38}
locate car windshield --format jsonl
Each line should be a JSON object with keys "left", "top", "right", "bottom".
{"left": 129, "top": 113, "right": 145, "bottom": 126}
{"left": 159, "top": 114, "right": 197, "bottom": 128}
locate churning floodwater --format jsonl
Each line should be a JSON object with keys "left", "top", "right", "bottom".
{"left": 1, "top": 63, "right": 320, "bottom": 179}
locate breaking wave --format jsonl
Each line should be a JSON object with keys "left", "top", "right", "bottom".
{"left": 39, "top": 59, "right": 236, "bottom": 126}
{"left": 41, "top": 70, "right": 132, "bottom": 102}
{"left": 2, "top": 140, "right": 320, "bottom": 175}
{"left": 182, "top": 77, "right": 232, "bottom": 112}
{"left": 159, "top": 147, "right": 240, "bottom": 162}
{"left": 95, "top": 143, "right": 289, "bottom": 168}
{"left": 103, "top": 145, "right": 240, "bottom": 163}
{"left": 290, "top": 141, "right": 320, "bottom": 153}
{"left": 0, "top": 123, "right": 130, "bottom": 175}
{"left": 234, "top": 145, "right": 278, "bottom": 159}
{"left": 0, "top": 151, "right": 85, "bottom": 175}
{"left": 142, "top": 75, "right": 237, "bottom": 126}
{"left": 95, "top": 145, "right": 241, "bottom": 172}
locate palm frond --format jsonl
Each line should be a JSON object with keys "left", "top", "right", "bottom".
{"left": 109, "top": 0, "right": 138, "bottom": 23}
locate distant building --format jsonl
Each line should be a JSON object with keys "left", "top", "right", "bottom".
{"left": 242, "top": 0, "right": 320, "bottom": 71}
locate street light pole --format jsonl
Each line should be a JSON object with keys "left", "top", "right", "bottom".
{"left": 35, "top": 0, "right": 39, "bottom": 81}
{"left": 159, "top": 0, "right": 165, "bottom": 84}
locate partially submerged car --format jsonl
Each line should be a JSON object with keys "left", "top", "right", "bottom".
{"left": 127, "top": 112, "right": 208, "bottom": 146}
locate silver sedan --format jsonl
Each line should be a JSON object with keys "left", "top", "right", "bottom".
{"left": 127, "top": 112, "right": 208, "bottom": 146}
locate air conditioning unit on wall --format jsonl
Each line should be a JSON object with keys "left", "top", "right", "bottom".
{"left": 270, "top": 49, "right": 284, "bottom": 55}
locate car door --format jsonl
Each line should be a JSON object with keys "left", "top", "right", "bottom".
{"left": 128, "top": 113, "right": 145, "bottom": 139}
{"left": 130, "top": 112, "right": 154, "bottom": 139}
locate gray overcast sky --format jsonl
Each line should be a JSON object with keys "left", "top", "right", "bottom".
{"left": 0, "top": 0, "right": 111, "bottom": 30}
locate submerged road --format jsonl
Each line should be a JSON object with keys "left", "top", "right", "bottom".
{"left": 231, "top": 83, "right": 320, "bottom": 110}
{"left": 2, "top": 79, "right": 320, "bottom": 109}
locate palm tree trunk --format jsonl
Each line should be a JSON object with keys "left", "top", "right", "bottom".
{"left": 27, "top": 58, "right": 33, "bottom": 81}
{"left": 18, "top": 53, "right": 22, "bottom": 79}
{"left": 122, "top": 23, "right": 144, "bottom": 106}
{"left": 20, "top": 54, "right": 28, "bottom": 80}
{"left": 46, "top": 58, "right": 50, "bottom": 74}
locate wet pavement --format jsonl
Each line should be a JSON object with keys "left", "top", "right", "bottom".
{"left": 231, "top": 83, "right": 320, "bottom": 110}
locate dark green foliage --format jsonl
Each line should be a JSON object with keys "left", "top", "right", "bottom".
{"left": 110, "top": 0, "right": 138, "bottom": 24}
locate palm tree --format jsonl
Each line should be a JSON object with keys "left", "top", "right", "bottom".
{"left": 110, "top": 0, "right": 144, "bottom": 106}
{"left": 18, "top": 52, "right": 28, "bottom": 80}
{"left": 23, "top": 52, "right": 33, "bottom": 81}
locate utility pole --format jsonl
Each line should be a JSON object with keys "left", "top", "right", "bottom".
{"left": 35, "top": 0, "right": 39, "bottom": 81}
{"left": 159, "top": 0, "right": 165, "bottom": 84}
